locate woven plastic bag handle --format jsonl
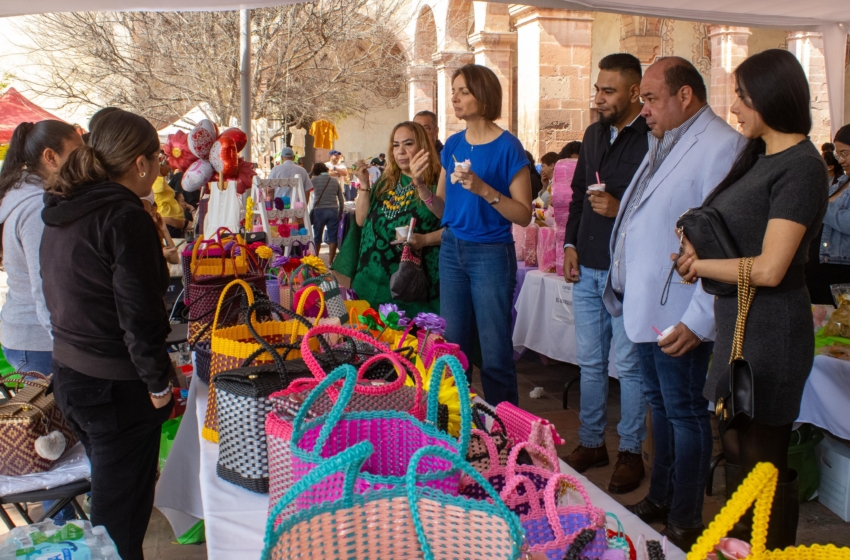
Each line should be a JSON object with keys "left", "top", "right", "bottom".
{"left": 542, "top": 471, "right": 601, "bottom": 541}
{"left": 406, "top": 445, "right": 525, "bottom": 560}
{"left": 428, "top": 355, "right": 471, "bottom": 455}
{"left": 294, "top": 284, "right": 325, "bottom": 324}
{"left": 192, "top": 240, "right": 227, "bottom": 277}
{"left": 499, "top": 472, "right": 545, "bottom": 517}
{"left": 505, "top": 440, "right": 560, "bottom": 478}
{"left": 211, "top": 279, "right": 256, "bottom": 332}
{"left": 687, "top": 462, "right": 778, "bottom": 560}
{"left": 466, "top": 428, "right": 503, "bottom": 477}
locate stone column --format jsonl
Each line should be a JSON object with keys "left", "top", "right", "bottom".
{"left": 469, "top": 32, "right": 517, "bottom": 132}
{"left": 708, "top": 26, "right": 750, "bottom": 126}
{"left": 787, "top": 31, "right": 831, "bottom": 145}
{"left": 509, "top": 7, "right": 593, "bottom": 158}
{"left": 408, "top": 64, "right": 437, "bottom": 120}
{"left": 433, "top": 50, "right": 475, "bottom": 142}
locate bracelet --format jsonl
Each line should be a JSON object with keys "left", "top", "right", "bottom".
{"left": 356, "top": 186, "right": 370, "bottom": 193}
{"left": 150, "top": 382, "right": 173, "bottom": 399}
{"left": 421, "top": 190, "right": 434, "bottom": 205}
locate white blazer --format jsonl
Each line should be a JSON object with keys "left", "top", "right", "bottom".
{"left": 603, "top": 106, "right": 746, "bottom": 344}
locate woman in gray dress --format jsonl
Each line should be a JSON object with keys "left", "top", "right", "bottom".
{"left": 675, "top": 49, "right": 828, "bottom": 548}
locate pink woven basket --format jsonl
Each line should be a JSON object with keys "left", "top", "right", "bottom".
{"left": 287, "top": 355, "right": 471, "bottom": 517}
{"left": 495, "top": 401, "right": 566, "bottom": 446}
{"left": 501, "top": 470, "right": 608, "bottom": 560}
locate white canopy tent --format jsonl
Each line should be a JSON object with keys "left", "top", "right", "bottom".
{"left": 0, "top": 0, "right": 846, "bottom": 146}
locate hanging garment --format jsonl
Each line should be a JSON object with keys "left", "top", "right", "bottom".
{"left": 289, "top": 126, "right": 307, "bottom": 157}
{"left": 309, "top": 120, "right": 338, "bottom": 150}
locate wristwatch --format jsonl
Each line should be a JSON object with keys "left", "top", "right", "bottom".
{"left": 489, "top": 193, "right": 501, "bottom": 205}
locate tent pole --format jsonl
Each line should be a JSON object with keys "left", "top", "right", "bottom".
{"left": 240, "top": 9, "right": 252, "bottom": 159}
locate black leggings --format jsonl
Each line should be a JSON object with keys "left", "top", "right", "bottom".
{"left": 722, "top": 422, "right": 793, "bottom": 481}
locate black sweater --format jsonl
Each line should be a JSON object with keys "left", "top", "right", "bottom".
{"left": 564, "top": 116, "right": 649, "bottom": 270}
{"left": 41, "top": 181, "right": 172, "bottom": 393}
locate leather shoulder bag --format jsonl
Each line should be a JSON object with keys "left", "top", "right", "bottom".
{"left": 676, "top": 207, "right": 740, "bottom": 296}
{"left": 715, "top": 257, "right": 756, "bottom": 435}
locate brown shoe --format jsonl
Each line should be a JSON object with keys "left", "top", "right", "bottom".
{"left": 608, "top": 451, "right": 645, "bottom": 494}
{"left": 563, "top": 443, "right": 609, "bottom": 473}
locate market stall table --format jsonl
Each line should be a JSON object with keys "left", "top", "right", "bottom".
{"left": 156, "top": 376, "right": 681, "bottom": 560}
{"left": 796, "top": 354, "right": 850, "bottom": 440}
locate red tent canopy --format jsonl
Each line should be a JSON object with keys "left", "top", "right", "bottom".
{"left": 0, "top": 88, "right": 66, "bottom": 144}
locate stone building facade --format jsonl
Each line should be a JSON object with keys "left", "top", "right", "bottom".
{"left": 403, "top": 1, "right": 850, "bottom": 156}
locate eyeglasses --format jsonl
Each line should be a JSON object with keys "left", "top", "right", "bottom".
{"left": 837, "top": 150, "right": 850, "bottom": 162}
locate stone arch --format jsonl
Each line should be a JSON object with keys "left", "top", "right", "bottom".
{"left": 620, "top": 15, "right": 664, "bottom": 64}
{"left": 414, "top": 6, "right": 438, "bottom": 64}
{"left": 445, "top": 0, "right": 474, "bottom": 51}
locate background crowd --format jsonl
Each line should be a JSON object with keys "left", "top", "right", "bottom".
{"left": 0, "top": 45, "right": 846, "bottom": 558}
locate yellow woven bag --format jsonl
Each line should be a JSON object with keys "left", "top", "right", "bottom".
{"left": 191, "top": 235, "right": 250, "bottom": 278}
{"left": 688, "top": 463, "right": 850, "bottom": 560}
{"left": 201, "top": 279, "right": 322, "bottom": 442}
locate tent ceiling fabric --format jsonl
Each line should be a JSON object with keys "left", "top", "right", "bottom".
{"left": 0, "top": 87, "right": 65, "bottom": 144}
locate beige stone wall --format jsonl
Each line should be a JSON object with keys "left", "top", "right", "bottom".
{"left": 788, "top": 31, "right": 832, "bottom": 146}
{"left": 589, "top": 12, "right": 621, "bottom": 96}
{"left": 747, "top": 28, "right": 788, "bottom": 55}
{"left": 708, "top": 26, "right": 750, "bottom": 126}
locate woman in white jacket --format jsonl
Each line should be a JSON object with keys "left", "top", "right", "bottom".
{"left": 0, "top": 120, "right": 82, "bottom": 374}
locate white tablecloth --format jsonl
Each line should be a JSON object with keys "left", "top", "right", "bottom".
{"left": 797, "top": 354, "right": 850, "bottom": 440}
{"left": 156, "top": 379, "right": 681, "bottom": 559}
{"left": 513, "top": 270, "right": 617, "bottom": 376}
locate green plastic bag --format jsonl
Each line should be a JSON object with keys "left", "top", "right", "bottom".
{"left": 159, "top": 416, "right": 183, "bottom": 472}
{"left": 788, "top": 423, "right": 824, "bottom": 502}
{"left": 177, "top": 519, "right": 206, "bottom": 545}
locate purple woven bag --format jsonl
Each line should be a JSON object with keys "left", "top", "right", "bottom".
{"left": 288, "top": 354, "right": 471, "bottom": 514}
{"left": 501, "top": 470, "right": 608, "bottom": 560}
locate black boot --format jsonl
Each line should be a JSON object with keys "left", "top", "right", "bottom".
{"left": 765, "top": 470, "right": 799, "bottom": 550}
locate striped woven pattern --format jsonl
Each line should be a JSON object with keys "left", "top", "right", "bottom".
{"left": 194, "top": 340, "right": 212, "bottom": 385}
{"left": 262, "top": 444, "right": 523, "bottom": 560}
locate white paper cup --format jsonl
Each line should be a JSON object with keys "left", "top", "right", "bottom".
{"left": 587, "top": 183, "right": 606, "bottom": 193}
{"left": 395, "top": 226, "right": 409, "bottom": 240}
{"left": 454, "top": 161, "right": 470, "bottom": 172}
{"left": 657, "top": 325, "right": 676, "bottom": 342}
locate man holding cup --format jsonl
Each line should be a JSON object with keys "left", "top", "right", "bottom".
{"left": 562, "top": 53, "right": 649, "bottom": 494}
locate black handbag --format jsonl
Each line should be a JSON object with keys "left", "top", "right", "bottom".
{"left": 389, "top": 244, "right": 429, "bottom": 302}
{"left": 714, "top": 257, "right": 756, "bottom": 435}
{"left": 676, "top": 207, "right": 741, "bottom": 296}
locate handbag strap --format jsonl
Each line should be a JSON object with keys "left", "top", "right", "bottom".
{"left": 730, "top": 257, "right": 756, "bottom": 363}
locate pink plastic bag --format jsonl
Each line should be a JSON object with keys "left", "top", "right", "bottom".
{"left": 537, "top": 227, "right": 556, "bottom": 273}
{"left": 555, "top": 224, "right": 567, "bottom": 276}
{"left": 551, "top": 159, "right": 576, "bottom": 208}
{"left": 524, "top": 224, "right": 539, "bottom": 267}
{"left": 511, "top": 224, "right": 526, "bottom": 261}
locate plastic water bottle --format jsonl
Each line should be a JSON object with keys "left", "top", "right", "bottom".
{"left": 97, "top": 544, "right": 120, "bottom": 559}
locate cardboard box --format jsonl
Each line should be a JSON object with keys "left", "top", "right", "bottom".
{"left": 817, "top": 433, "right": 850, "bottom": 522}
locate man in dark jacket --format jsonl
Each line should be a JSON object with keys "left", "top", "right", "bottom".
{"left": 562, "top": 53, "right": 650, "bottom": 494}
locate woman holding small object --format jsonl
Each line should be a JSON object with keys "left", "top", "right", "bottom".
{"left": 420, "top": 64, "right": 532, "bottom": 406}
{"left": 674, "top": 50, "right": 827, "bottom": 548}
{"left": 333, "top": 121, "right": 442, "bottom": 315}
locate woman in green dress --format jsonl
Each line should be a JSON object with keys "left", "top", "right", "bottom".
{"left": 333, "top": 121, "right": 442, "bottom": 315}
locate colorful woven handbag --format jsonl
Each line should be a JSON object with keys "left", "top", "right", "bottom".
{"left": 203, "top": 280, "right": 322, "bottom": 442}
{"left": 0, "top": 374, "right": 79, "bottom": 476}
{"left": 295, "top": 273, "right": 348, "bottom": 323}
{"left": 279, "top": 263, "right": 319, "bottom": 310}
{"left": 288, "top": 355, "right": 471, "bottom": 515}
{"left": 495, "top": 401, "right": 566, "bottom": 447}
{"left": 466, "top": 402, "right": 511, "bottom": 473}
{"left": 261, "top": 443, "right": 525, "bottom": 560}
{"left": 194, "top": 339, "right": 212, "bottom": 385}
{"left": 688, "top": 463, "right": 850, "bottom": 560}
{"left": 502, "top": 470, "right": 608, "bottom": 560}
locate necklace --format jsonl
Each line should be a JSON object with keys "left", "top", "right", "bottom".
{"left": 382, "top": 180, "right": 416, "bottom": 221}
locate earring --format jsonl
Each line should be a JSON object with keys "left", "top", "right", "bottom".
{"left": 139, "top": 172, "right": 146, "bottom": 178}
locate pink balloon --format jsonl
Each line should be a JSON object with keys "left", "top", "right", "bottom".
{"left": 182, "top": 159, "right": 214, "bottom": 192}
{"left": 220, "top": 128, "right": 248, "bottom": 152}
{"left": 209, "top": 136, "right": 239, "bottom": 179}
{"left": 188, "top": 119, "right": 218, "bottom": 160}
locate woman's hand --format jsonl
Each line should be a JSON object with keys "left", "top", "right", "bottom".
{"left": 353, "top": 159, "right": 370, "bottom": 186}
{"left": 408, "top": 233, "right": 427, "bottom": 251}
{"left": 150, "top": 391, "right": 172, "bottom": 409}
{"left": 452, "top": 167, "right": 486, "bottom": 197}
{"left": 163, "top": 246, "right": 180, "bottom": 264}
{"left": 409, "top": 150, "right": 430, "bottom": 188}
{"left": 672, "top": 232, "right": 699, "bottom": 283}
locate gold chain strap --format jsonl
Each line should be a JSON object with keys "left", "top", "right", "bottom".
{"left": 730, "top": 257, "right": 756, "bottom": 362}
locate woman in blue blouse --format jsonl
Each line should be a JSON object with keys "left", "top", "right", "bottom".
{"left": 415, "top": 64, "right": 532, "bottom": 405}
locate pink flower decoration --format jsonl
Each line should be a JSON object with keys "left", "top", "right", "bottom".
{"left": 163, "top": 131, "right": 198, "bottom": 173}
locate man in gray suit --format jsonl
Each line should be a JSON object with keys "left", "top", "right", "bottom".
{"left": 603, "top": 57, "right": 745, "bottom": 549}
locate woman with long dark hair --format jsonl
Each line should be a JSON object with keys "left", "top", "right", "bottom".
{"left": 806, "top": 125, "right": 850, "bottom": 304}
{"left": 0, "top": 120, "right": 82, "bottom": 374}
{"left": 419, "top": 64, "right": 532, "bottom": 405}
{"left": 41, "top": 109, "right": 173, "bottom": 560}
{"left": 675, "top": 49, "right": 828, "bottom": 547}
{"left": 334, "top": 121, "right": 442, "bottom": 315}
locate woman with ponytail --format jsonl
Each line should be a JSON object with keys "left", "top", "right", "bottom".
{"left": 0, "top": 120, "right": 82, "bottom": 373}
{"left": 41, "top": 109, "right": 172, "bottom": 560}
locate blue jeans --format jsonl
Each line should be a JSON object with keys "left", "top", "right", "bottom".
{"left": 440, "top": 228, "right": 518, "bottom": 405}
{"left": 637, "top": 341, "right": 713, "bottom": 528}
{"left": 2, "top": 347, "right": 53, "bottom": 376}
{"left": 311, "top": 207, "right": 340, "bottom": 245}
{"left": 573, "top": 266, "right": 645, "bottom": 454}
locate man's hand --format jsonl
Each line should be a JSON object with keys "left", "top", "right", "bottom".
{"left": 563, "top": 247, "right": 579, "bottom": 283}
{"left": 150, "top": 391, "right": 173, "bottom": 409}
{"left": 658, "top": 322, "right": 701, "bottom": 357}
{"left": 588, "top": 190, "right": 620, "bottom": 218}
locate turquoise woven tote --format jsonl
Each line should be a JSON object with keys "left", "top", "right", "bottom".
{"left": 286, "top": 355, "right": 472, "bottom": 516}
{"left": 261, "top": 442, "right": 525, "bottom": 560}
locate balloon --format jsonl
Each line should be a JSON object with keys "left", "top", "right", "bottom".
{"left": 188, "top": 119, "right": 218, "bottom": 159}
{"left": 236, "top": 157, "right": 257, "bottom": 194}
{"left": 182, "top": 159, "right": 214, "bottom": 192}
{"left": 209, "top": 136, "right": 239, "bottom": 180}
{"left": 220, "top": 128, "right": 248, "bottom": 152}
{"left": 163, "top": 130, "right": 198, "bottom": 173}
